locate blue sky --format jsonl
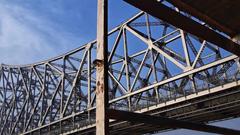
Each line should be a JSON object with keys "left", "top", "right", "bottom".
{"left": 0, "top": 0, "right": 239, "bottom": 134}
{"left": 0, "top": 0, "right": 137, "bottom": 64}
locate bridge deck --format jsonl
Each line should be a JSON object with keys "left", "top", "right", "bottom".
{"left": 23, "top": 72, "right": 240, "bottom": 135}
{"left": 1, "top": 3, "right": 240, "bottom": 134}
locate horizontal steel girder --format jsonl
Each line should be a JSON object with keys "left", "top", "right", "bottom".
{"left": 109, "top": 109, "right": 240, "bottom": 135}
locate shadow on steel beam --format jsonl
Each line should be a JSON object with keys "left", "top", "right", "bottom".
{"left": 108, "top": 109, "right": 240, "bottom": 135}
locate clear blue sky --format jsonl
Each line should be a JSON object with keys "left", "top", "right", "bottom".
{"left": 0, "top": 0, "right": 239, "bottom": 134}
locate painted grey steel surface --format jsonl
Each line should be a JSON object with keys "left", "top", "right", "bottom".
{"left": 0, "top": 8, "right": 240, "bottom": 135}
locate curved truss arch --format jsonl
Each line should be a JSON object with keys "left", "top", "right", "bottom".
{"left": 0, "top": 11, "right": 239, "bottom": 135}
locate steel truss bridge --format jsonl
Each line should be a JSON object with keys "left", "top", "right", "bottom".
{"left": 1, "top": 1, "right": 240, "bottom": 135}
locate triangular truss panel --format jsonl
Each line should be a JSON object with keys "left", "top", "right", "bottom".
{"left": 0, "top": 10, "right": 239, "bottom": 135}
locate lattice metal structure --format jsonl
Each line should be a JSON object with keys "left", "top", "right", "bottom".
{"left": 0, "top": 10, "right": 240, "bottom": 135}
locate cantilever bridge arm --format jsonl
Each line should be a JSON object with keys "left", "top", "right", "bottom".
{"left": 124, "top": 0, "right": 240, "bottom": 56}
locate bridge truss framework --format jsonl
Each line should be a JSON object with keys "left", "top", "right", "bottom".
{"left": 0, "top": 0, "right": 240, "bottom": 135}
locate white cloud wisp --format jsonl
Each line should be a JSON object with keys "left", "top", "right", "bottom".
{"left": 0, "top": 2, "right": 81, "bottom": 65}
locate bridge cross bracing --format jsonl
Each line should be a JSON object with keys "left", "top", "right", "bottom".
{"left": 0, "top": 0, "right": 240, "bottom": 135}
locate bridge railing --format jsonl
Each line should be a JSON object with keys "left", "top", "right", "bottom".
{"left": 109, "top": 67, "right": 240, "bottom": 112}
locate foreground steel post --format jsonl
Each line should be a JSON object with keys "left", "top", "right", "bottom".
{"left": 96, "top": 0, "right": 109, "bottom": 135}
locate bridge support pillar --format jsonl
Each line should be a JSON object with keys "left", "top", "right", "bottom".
{"left": 95, "top": 0, "right": 109, "bottom": 135}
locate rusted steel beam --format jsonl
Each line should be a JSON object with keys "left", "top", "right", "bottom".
{"left": 166, "top": 0, "right": 236, "bottom": 37}
{"left": 124, "top": 0, "right": 240, "bottom": 56}
{"left": 109, "top": 109, "right": 240, "bottom": 135}
{"left": 95, "top": 0, "right": 109, "bottom": 135}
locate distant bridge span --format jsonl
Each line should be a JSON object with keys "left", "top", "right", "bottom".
{"left": 1, "top": 4, "right": 240, "bottom": 135}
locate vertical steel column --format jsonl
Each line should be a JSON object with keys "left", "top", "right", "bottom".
{"left": 96, "top": 0, "right": 109, "bottom": 135}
